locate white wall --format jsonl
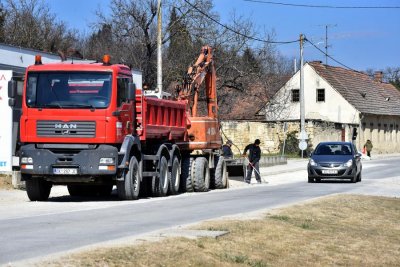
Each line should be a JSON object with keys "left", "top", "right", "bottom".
{"left": 0, "top": 43, "right": 93, "bottom": 68}
{"left": 265, "top": 63, "right": 360, "bottom": 124}
{"left": 0, "top": 71, "right": 13, "bottom": 171}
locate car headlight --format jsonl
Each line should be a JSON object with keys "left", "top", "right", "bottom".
{"left": 343, "top": 159, "right": 353, "bottom": 168}
{"left": 21, "top": 157, "right": 33, "bottom": 164}
{"left": 99, "top": 158, "right": 115, "bottom": 164}
{"left": 309, "top": 158, "right": 317, "bottom": 166}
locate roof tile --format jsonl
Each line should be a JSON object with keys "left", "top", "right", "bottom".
{"left": 309, "top": 62, "right": 400, "bottom": 116}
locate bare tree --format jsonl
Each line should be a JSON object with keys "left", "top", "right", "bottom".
{"left": 0, "top": 1, "right": 5, "bottom": 42}
{"left": 88, "top": 0, "right": 292, "bottom": 119}
{"left": 384, "top": 67, "right": 400, "bottom": 89}
{"left": 366, "top": 67, "right": 400, "bottom": 89}
{"left": 1, "top": 0, "right": 79, "bottom": 53}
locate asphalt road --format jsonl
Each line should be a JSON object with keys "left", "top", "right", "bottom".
{"left": 0, "top": 157, "right": 399, "bottom": 265}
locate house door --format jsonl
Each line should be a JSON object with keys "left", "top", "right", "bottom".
{"left": 341, "top": 129, "right": 345, "bottom": 141}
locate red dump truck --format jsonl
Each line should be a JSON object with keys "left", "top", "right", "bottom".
{"left": 8, "top": 46, "right": 232, "bottom": 201}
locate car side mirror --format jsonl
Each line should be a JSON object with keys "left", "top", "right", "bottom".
{"left": 355, "top": 153, "right": 362, "bottom": 158}
{"left": 128, "top": 83, "right": 136, "bottom": 100}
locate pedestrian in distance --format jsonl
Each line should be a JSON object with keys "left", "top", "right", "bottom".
{"left": 364, "top": 139, "right": 373, "bottom": 158}
{"left": 221, "top": 140, "right": 233, "bottom": 158}
{"left": 242, "top": 139, "right": 262, "bottom": 184}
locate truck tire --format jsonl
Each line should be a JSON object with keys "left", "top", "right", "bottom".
{"left": 169, "top": 157, "right": 181, "bottom": 195}
{"left": 214, "top": 156, "right": 228, "bottom": 189}
{"left": 152, "top": 156, "right": 169, "bottom": 197}
{"left": 26, "top": 178, "right": 52, "bottom": 201}
{"left": 180, "top": 157, "right": 194, "bottom": 192}
{"left": 117, "top": 156, "right": 140, "bottom": 200}
{"left": 192, "top": 157, "right": 210, "bottom": 192}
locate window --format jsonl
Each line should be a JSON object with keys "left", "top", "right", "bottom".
{"left": 117, "top": 77, "right": 130, "bottom": 107}
{"left": 316, "top": 88, "right": 325, "bottom": 102}
{"left": 291, "top": 89, "right": 299, "bottom": 102}
{"left": 26, "top": 71, "right": 112, "bottom": 109}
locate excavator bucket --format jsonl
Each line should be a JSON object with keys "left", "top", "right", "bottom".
{"left": 225, "top": 158, "right": 246, "bottom": 179}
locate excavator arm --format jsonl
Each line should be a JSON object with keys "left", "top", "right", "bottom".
{"left": 177, "top": 46, "right": 218, "bottom": 119}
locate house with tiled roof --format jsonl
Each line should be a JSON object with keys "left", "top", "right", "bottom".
{"left": 264, "top": 61, "right": 400, "bottom": 154}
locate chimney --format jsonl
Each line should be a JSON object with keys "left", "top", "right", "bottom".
{"left": 374, "top": 71, "right": 383, "bottom": 83}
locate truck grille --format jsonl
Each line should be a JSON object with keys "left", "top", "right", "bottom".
{"left": 37, "top": 121, "right": 96, "bottom": 138}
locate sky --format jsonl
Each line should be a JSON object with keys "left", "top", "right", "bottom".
{"left": 45, "top": 0, "right": 400, "bottom": 71}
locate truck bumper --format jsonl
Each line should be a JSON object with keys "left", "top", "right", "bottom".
{"left": 20, "top": 144, "right": 118, "bottom": 177}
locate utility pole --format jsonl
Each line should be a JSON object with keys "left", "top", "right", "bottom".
{"left": 156, "top": 0, "right": 162, "bottom": 98}
{"left": 299, "top": 34, "right": 307, "bottom": 158}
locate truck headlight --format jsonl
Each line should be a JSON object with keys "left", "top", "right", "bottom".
{"left": 343, "top": 159, "right": 353, "bottom": 168}
{"left": 21, "top": 157, "right": 33, "bottom": 164}
{"left": 309, "top": 158, "right": 317, "bottom": 166}
{"left": 99, "top": 158, "right": 115, "bottom": 164}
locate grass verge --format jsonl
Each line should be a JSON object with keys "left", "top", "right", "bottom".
{"left": 0, "top": 174, "right": 13, "bottom": 190}
{"left": 43, "top": 194, "right": 400, "bottom": 266}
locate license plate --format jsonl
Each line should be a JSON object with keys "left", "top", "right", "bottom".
{"left": 322, "top": 169, "right": 338, "bottom": 174}
{"left": 53, "top": 168, "right": 78, "bottom": 175}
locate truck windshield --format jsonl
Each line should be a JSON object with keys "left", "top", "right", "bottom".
{"left": 26, "top": 72, "right": 112, "bottom": 109}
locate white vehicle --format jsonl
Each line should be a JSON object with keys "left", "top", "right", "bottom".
{"left": 0, "top": 70, "right": 14, "bottom": 172}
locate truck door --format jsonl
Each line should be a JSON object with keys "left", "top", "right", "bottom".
{"left": 117, "top": 76, "right": 134, "bottom": 139}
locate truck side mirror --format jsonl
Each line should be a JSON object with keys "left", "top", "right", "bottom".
{"left": 8, "top": 80, "right": 17, "bottom": 99}
{"left": 128, "top": 83, "right": 136, "bottom": 100}
{"left": 8, "top": 98, "right": 16, "bottom": 107}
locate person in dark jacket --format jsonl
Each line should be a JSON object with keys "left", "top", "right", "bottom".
{"left": 221, "top": 140, "right": 233, "bottom": 158}
{"left": 364, "top": 139, "right": 373, "bottom": 158}
{"left": 243, "top": 139, "right": 262, "bottom": 184}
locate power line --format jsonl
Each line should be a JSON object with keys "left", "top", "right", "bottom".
{"left": 304, "top": 37, "right": 355, "bottom": 71}
{"left": 244, "top": 0, "right": 400, "bottom": 9}
{"left": 183, "top": 0, "right": 299, "bottom": 44}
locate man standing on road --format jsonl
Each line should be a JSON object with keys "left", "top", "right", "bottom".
{"left": 243, "top": 139, "right": 262, "bottom": 184}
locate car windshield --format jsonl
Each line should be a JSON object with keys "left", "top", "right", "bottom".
{"left": 26, "top": 72, "right": 112, "bottom": 109}
{"left": 314, "top": 144, "right": 353, "bottom": 156}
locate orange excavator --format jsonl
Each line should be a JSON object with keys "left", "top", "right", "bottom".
{"left": 175, "top": 45, "right": 242, "bottom": 192}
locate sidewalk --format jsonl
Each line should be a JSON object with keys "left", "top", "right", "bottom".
{"left": 229, "top": 153, "right": 400, "bottom": 188}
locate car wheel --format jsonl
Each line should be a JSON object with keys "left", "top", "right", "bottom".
{"left": 308, "top": 176, "right": 314, "bottom": 183}
{"left": 357, "top": 171, "right": 362, "bottom": 182}
{"left": 351, "top": 173, "right": 357, "bottom": 183}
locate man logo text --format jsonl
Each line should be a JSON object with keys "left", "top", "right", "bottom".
{"left": 55, "top": 124, "right": 77, "bottom": 129}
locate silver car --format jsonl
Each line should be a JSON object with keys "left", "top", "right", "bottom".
{"left": 308, "top": 142, "right": 362, "bottom": 183}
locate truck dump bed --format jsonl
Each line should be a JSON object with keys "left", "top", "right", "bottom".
{"left": 135, "top": 90, "right": 188, "bottom": 142}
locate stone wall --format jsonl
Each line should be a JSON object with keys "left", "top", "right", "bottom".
{"left": 222, "top": 118, "right": 400, "bottom": 155}
{"left": 221, "top": 120, "right": 349, "bottom": 155}
{"left": 359, "top": 115, "right": 400, "bottom": 154}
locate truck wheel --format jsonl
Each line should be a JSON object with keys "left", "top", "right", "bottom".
{"left": 117, "top": 156, "right": 140, "bottom": 200}
{"left": 26, "top": 178, "right": 52, "bottom": 201}
{"left": 214, "top": 156, "right": 228, "bottom": 189}
{"left": 169, "top": 157, "right": 181, "bottom": 195}
{"left": 180, "top": 157, "right": 194, "bottom": 192}
{"left": 193, "top": 157, "right": 210, "bottom": 192}
{"left": 152, "top": 156, "right": 169, "bottom": 197}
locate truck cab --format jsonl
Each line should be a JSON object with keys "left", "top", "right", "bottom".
{"left": 18, "top": 55, "right": 136, "bottom": 200}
